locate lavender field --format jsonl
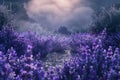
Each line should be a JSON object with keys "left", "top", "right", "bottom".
{"left": 0, "top": 27, "right": 120, "bottom": 80}
{"left": 1, "top": 0, "right": 120, "bottom": 80}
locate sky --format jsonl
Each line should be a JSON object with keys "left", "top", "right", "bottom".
{"left": 1, "top": 0, "right": 120, "bottom": 33}
{"left": 25, "top": 0, "right": 93, "bottom": 31}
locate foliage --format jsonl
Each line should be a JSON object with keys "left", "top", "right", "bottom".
{"left": 0, "top": 27, "right": 29, "bottom": 56}
{"left": 31, "top": 35, "right": 69, "bottom": 58}
{"left": 0, "top": 25, "right": 120, "bottom": 80}
{"left": 91, "top": 3, "right": 120, "bottom": 34}
{"left": 0, "top": 5, "right": 14, "bottom": 30}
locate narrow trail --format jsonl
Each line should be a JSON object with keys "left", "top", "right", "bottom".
{"left": 42, "top": 50, "right": 72, "bottom": 69}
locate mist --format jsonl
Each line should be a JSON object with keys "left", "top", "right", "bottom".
{"left": 24, "top": 0, "right": 93, "bottom": 32}
{"left": 1, "top": 0, "right": 120, "bottom": 33}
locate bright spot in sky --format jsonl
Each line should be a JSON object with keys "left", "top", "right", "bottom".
{"left": 25, "top": 0, "right": 93, "bottom": 31}
{"left": 26, "top": 0, "right": 79, "bottom": 17}
{"left": 27, "top": 0, "right": 79, "bottom": 15}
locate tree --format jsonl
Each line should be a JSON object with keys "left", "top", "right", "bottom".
{"left": 56, "top": 26, "right": 71, "bottom": 35}
{"left": 0, "top": 5, "right": 14, "bottom": 30}
{"left": 91, "top": 3, "right": 120, "bottom": 34}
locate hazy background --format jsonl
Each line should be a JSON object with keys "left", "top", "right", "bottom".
{"left": 0, "top": 0, "right": 120, "bottom": 33}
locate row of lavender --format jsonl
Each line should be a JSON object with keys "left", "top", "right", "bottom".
{"left": 0, "top": 27, "right": 70, "bottom": 57}
{"left": 0, "top": 27, "right": 120, "bottom": 80}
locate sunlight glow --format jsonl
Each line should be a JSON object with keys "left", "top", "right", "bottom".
{"left": 26, "top": 0, "right": 80, "bottom": 17}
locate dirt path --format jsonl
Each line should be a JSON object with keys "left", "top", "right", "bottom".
{"left": 42, "top": 50, "right": 71, "bottom": 69}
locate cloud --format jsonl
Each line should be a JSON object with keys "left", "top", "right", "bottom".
{"left": 26, "top": 0, "right": 80, "bottom": 17}
{"left": 1, "top": 0, "right": 120, "bottom": 33}
{"left": 25, "top": 0, "right": 94, "bottom": 31}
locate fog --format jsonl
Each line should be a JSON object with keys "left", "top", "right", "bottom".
{"left": 1, "top": 0, "right": 120, "bottom": 33}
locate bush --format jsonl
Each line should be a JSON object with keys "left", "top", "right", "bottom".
{"left": 0, "top": 27, "right": 29, "bottom": 56}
